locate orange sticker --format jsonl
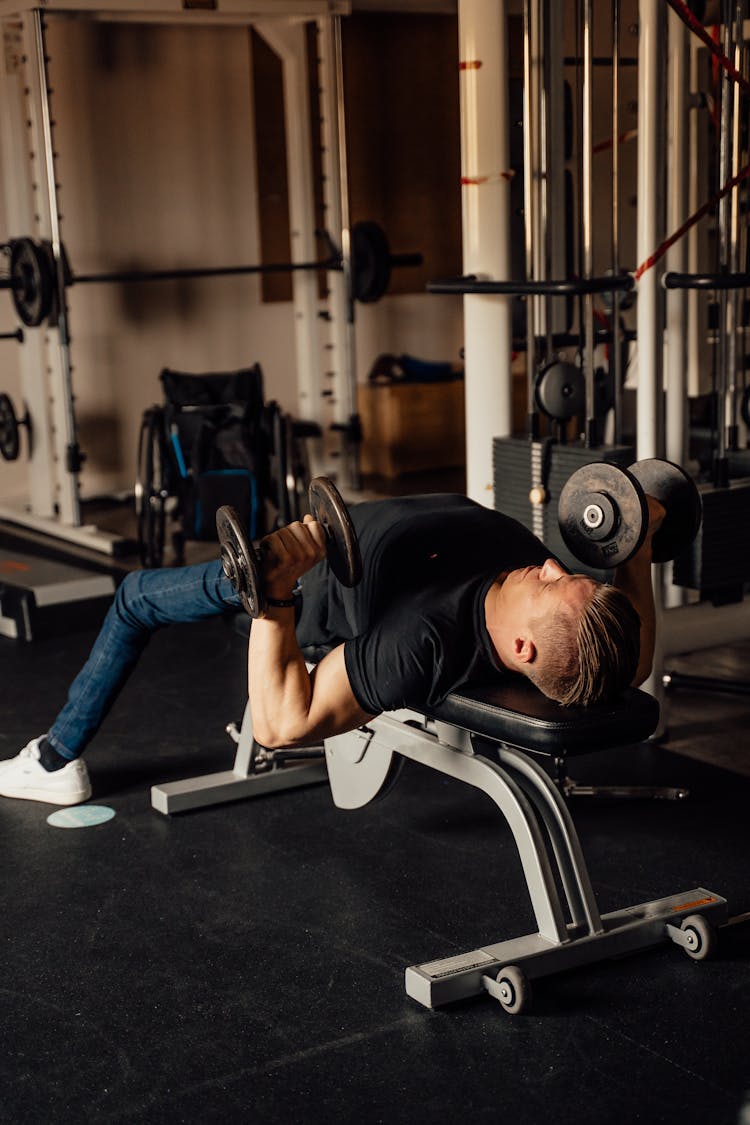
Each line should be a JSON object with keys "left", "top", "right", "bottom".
{"left": 671, "top": 896, "right": 717, "bottom": 912}
{"left": 0, "top": 560, "right": 30, "bottom": 573}
{"left": 459, "top": 60, "right": 482, "bottom": 70}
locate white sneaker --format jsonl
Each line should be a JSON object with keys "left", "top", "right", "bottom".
{"left": 0, "top": 738, "right": 92, "bottom": 806}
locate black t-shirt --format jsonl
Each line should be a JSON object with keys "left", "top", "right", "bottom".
{"left": 295, "top": 494, "right": 551, "bottom": 715}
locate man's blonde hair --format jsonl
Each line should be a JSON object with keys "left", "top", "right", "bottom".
{"left": 527, "top": 583, "right": 641, "bottom": 707}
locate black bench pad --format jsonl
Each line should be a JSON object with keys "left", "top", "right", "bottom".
{"left": 430, "top": 679, "right": 660, "bottom": 757}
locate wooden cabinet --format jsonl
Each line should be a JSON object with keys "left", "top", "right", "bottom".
{"left": 358, "top": 380, "right": 465, "bottom": 478}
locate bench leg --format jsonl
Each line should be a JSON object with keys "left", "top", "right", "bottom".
{"left": 326, "top": 713, "right": 728, "bottom": 1013}
{"left": 151, "top": 699, "right": 328, "bottom": 815}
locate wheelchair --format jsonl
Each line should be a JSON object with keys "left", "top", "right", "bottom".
{"left": 135, "top": 364, "right": 320, "bottom": 568}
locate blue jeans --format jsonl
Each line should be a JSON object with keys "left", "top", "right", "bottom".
{"left": 48, "top": 560, "right": 243, "bottom": 761}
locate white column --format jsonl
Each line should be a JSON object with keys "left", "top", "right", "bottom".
{"left": 458, "top": 0, "right": 513, "bottom": 506}
{"left": 254, "top": 19, "right": 322, "bottom": 428}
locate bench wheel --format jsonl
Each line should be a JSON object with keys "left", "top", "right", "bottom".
{"left": 680, "top": 914, "right": 717, "bottom": 961}
{"left": 494, "top": 965, "right": 532, "bottom": 1015}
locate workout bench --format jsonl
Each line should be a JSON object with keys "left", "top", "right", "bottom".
{"left": 151, "top": 666, "right": 727, "bottom": 1014}
{"left": 323, "top": 677, "right": 727, "bottom": 1013}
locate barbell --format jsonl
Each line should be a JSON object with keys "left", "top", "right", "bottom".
{"left": 217, "top": 476, "right": 362, "bottom": 619}
{"left": 558, "top": 458, "right": 702, "bottom": 569}
{"left": 0, "top": 222, "right": 423, "bottom": 328}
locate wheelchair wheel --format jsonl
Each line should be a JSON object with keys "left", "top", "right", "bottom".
{"left": 288, "top": 416, "right": 320, "bottom": 521}
{"left": 270, "top": 402, "right": 293, "bottom": 526}
{"left": 136, "top": 407, "right": 168, "bottom": 567}
{"left": 267, "top": 401, "right": 320, "bottom": 527}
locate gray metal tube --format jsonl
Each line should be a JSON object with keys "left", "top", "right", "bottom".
{"left": 523, "top": 0, "right": 538, "bottom": 412}
{"left": 635, "top": 0, "right": 665, "bottom": 461}
{"left": 611, "top": 0, "right": 623, "bottom": 445}
{"left": 582, "top": 0, "right": 595, "bottom": 445}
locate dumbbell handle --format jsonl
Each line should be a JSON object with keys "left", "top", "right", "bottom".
{"left": 217, "top": 476, "right": 362, "bottom": 619}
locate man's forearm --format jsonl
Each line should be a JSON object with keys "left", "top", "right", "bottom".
{"left": 614, "top": 553, "right": 655, "bottom": 685}
{"left": 248, "top": 605, "right": 313, "bottom": 748}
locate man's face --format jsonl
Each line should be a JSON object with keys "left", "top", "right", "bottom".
{"left": 503, "top": 558, "right": 598, "bottom": 628}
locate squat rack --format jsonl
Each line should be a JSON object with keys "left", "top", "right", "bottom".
{"left": 0, "top": 0, "right": 353, "bottom": 555}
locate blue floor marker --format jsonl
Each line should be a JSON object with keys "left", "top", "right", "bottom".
{"left": 47, "top": 805, "right": 116, "bottom": 829}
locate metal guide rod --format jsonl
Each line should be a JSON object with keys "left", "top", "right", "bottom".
{"left": 665, "top": 4, "right": 688, "bottom": 475}
{"left": 635, "top": 0, "right": 665, "bottom": 463}
{"left": 582, "top": 0, "right": 595, "bottom": 446}
{"left": 540, "top": 0, "right": 553, "bottom": 362}
{"left": 715, "top": 0, "right": 732, "bottom": 468}
{"left": 725, "top": 0, "right": 745, "bottom": 451}
{"left": 522, "top": 0, "right": 537, "bottom": 427}
{"left": 611, "top": 0, "right": 622, "bottom": 445}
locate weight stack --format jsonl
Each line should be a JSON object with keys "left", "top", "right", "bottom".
{"left": 493, "top": 436, "right": 636, "bottom": 578}
{"left": 673, "top": 479, "right": 750, "bottom": 604}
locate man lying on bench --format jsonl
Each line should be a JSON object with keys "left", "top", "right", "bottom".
{"left": 0, "top": 492, "right": 661, "bottom": 806}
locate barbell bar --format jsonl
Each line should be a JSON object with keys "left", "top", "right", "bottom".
{"left": 0, "top": 222, "right": 423, "bottom": 328}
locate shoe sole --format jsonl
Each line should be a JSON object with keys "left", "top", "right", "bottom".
{"left": 0, "top": 784, "right": 92, "bottom": 806}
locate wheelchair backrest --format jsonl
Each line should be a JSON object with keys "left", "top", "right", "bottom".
{"left": 159, "top": 365, "right": 266, "bottom": 477}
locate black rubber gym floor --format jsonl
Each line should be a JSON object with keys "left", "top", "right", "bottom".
{"left": 1, "top": 616, "right": 749, "bottom": 1125}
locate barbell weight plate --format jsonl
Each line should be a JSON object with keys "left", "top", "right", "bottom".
{"left": 216, "top": 505, "right": 264, "bottom": 619}
{"left": 0, "top": 392, "right": 19, "bottom": 461}
{"left": 558, "top": 461, "right": 648, "bottom": 569}
{"left": 9, "top": 237, "right": 54, "bottom": 328}
{"left": 628, "top": 458, "right": 703, "bottom": 563}
{"left": 351, "top": 221, "right": 392, "bottom": 304}
{"left": 308, "top": 476, "right": 363, "bottom": 588}
{"left": 534, "top": 360, "right": 585, "bottom": 422}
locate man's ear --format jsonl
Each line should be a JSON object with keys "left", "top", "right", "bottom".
{"left": 513, "top": 636, "right": 537, "bottom": 665}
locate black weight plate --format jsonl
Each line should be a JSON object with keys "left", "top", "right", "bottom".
{"left": 628, "top": 458, "right": 703, "bottom": 563}
{"left": 742, "top": 386, "right": 750, "bottom": 430}
{"left": 9, "top": 237, "right": 54, "bottom": 327}
{"left": 216, "top": 505, "right": 263, "bottom": 618}
{"left": 0, "top": 392, "right": 19, "bottom": 461}
{"left": 351, "top": 221, "right": 391, "bottom": 304}
{"left": 308, "top": 477, "right": 362, "bottom": 588}
{"left": 135, "top": 406, "right": 167, "bottom": 567}
{"left": 558, "top": 461, "right": 648, "bottom": 569}
{"left": 535, "top": 360, "right": 585, "bottom": 422}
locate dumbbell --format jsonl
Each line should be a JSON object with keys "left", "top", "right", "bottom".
{"left": 216, "top": 477, "right": 363, "bottom": 618}
{"left": 557, "top": 458, "right": 702, "bottom": 569}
